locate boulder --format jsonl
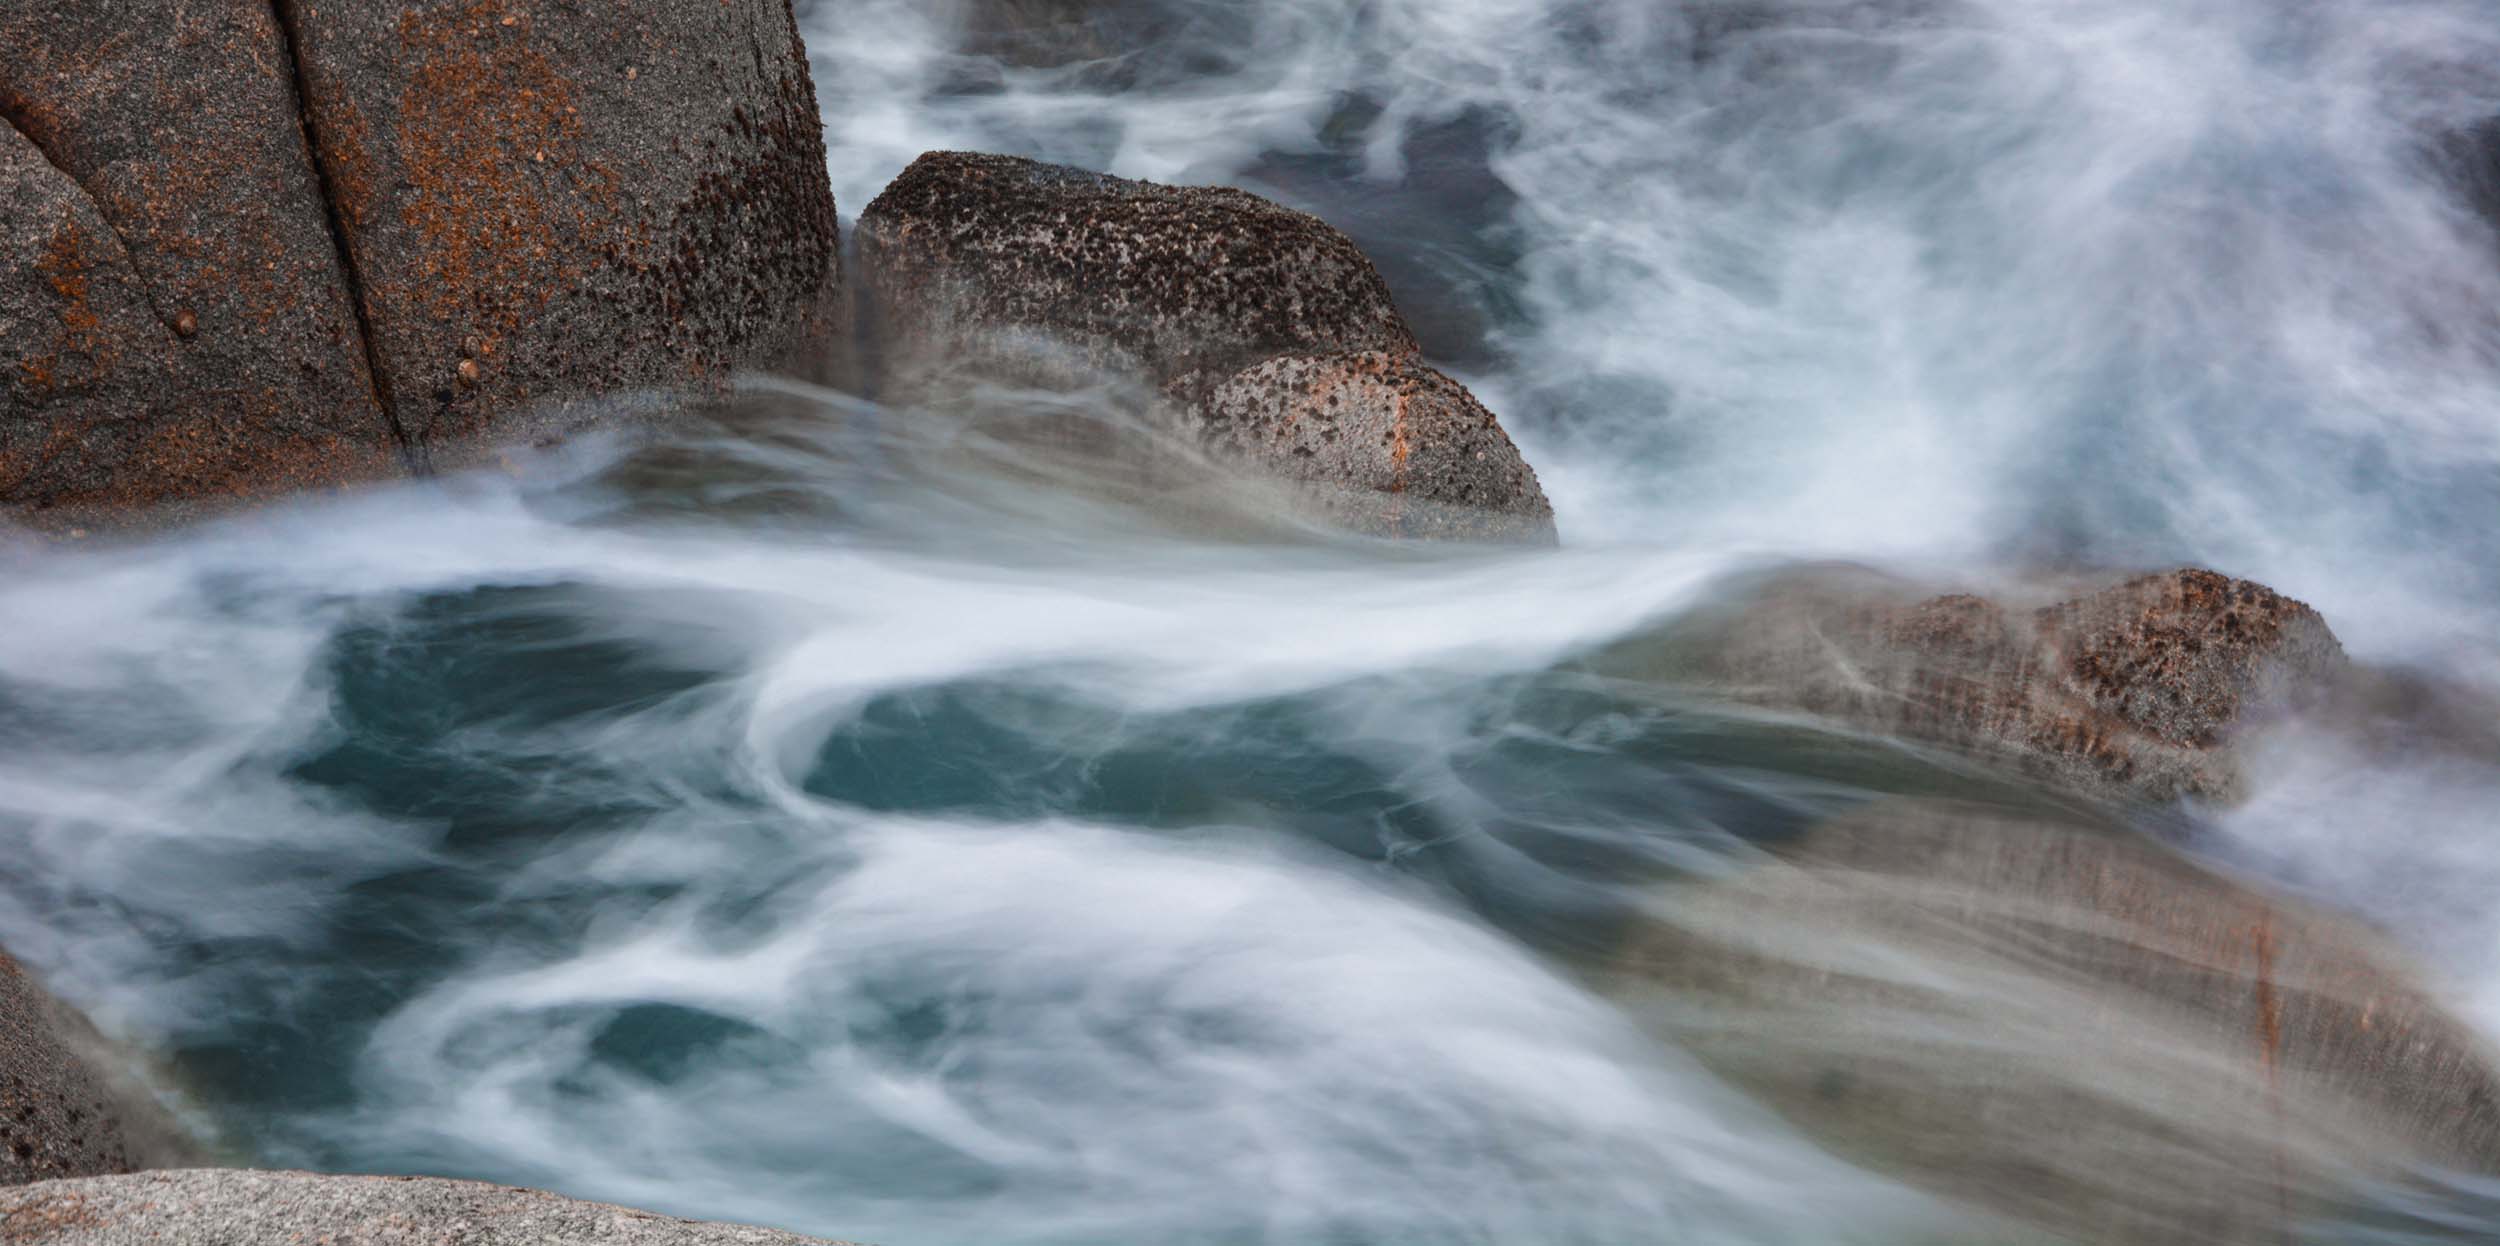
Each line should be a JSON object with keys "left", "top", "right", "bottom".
{"left": 282, "top": 0, "right": 845, "bottom": 456}
{"left": 1200, "top": 352, "right": 1552, "bottom": 541}
{"left": 1608, "top": 800, "right": 2500, "bottom": 1244}
{"left": 855, "top": 150, "right": 1555, "bottom": 542}
{"left": 0, "top": 0, "right": 399, "bottom": 521}
{"left": 1602, "top": 566, "right": 2345, "bottom": 803}
{"left": 0, "top": 951, "right": 183, "bottom": 1185}
{"left": 0, "top": 1170, "right": 863, "bottom": 1245}
{"left": 2, "top": 0, "right": 843, "bottom": 523}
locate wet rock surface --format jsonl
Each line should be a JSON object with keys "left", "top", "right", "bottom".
{"left": 0, "top": 952, "right": 175, "bottom": 1186}
{"left": 0, "top": 1170, "right": 863, "bottom": 1245}
{"left": 856, "top": 150, "right": 1554, "bottom": 541}
{"left": 1201, "top": 351, "right": 1553, "bottom": 542}
{"left": 2, "top": 0, "right": 843, "bottom": 522}
{"left": 1605, "top": 566, "right": 2347, "bottom": 803}
{"left": 0, "top": 0, "right": 399, "bottom": 520}
{"left": 1609, "top": 799, "right": 2500, "bottom": 1244}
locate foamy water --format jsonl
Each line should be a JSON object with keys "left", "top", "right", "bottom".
{"left": 4, "top": 0, "right": 2500, "bottom": 1242}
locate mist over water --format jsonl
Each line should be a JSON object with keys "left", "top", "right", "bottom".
{"left": 5, "top": 0, "right": 2500, "bottom": 1242}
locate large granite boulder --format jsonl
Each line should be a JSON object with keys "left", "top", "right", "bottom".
{"left": 0, "top": 0, "right": 399, "bottom": 521}
{"left": 2, "top": 0, "right": 842, "bottom": 523}
{"left": 0, "top": 1170, "right": 862, "bottom": 1245}
{"left": 1608, "top": 800, "right": 2500, "bottom": 1244}
{"left": 282, "top": 0, "right": 844, "bottom": 455}
{"left": 0, "top": 951, "right": 183, "bottom": 1185}
{"left": 855, "top": 151, "right": 1555, "bottom": 542}
{"left": 1602, "top": 566, "right": 2346, "bottom": 803}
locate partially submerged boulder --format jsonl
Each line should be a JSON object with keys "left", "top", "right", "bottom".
{"left": 1603, "top": 566, "right": 2346, "bottom": 803}
{"left": 1608, "top": 800, "right": 2500, "bottom": 1244}
{"left": 855, "top": 151, "right": 1554, "bottom": 542}
{"left": 0, "top": 1170, "right": 862, "bottom": 1245}
{"left": 0, "top": 951, "right": 183, "bottom": 1185}
{"left": 1199, "top": 352, "right": 1550, "bottom": 541}
{"left": 2, "top": 0, "right": 844, "bottom": 523}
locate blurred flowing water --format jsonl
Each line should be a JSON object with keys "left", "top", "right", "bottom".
{"left": 6, "top": 1, "right": 2500, "bottom": 1243}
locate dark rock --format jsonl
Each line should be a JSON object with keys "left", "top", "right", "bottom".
{"left": 282, "top": 0, "right": 845, "bottom": 458}
{"left": 0, "top": 1170, "right": 864, "bottom": 1245}
{"left": 0, "top": 0, "right": 399, "bottom": 522}
{"left": 0, "top": 951, "right": 184, "bottom": 1185}
{"left": 1601, "top": 566, "right": 2346, "bottom": 802}
{"left": 3, "top": 0, "right": 844, "bottom": 525}
{"left": 1609, "top": 799, "right": 2500, "bottom": 1243}
{"left": 856, "top": 151, "right": 1554, "bottom": 542}
{"left": 860, "top": 151, "right": 1414, "bottom": 399}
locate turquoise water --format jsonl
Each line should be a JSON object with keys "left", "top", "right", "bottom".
{"left": 8, "top": 0, "right": 2500, "bottom": 1241}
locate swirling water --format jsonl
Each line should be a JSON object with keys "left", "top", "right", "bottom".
{"left": 7, "top": 1, "right": 2500, "bottom": 1242}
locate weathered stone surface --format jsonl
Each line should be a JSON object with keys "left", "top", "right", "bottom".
{"left": 1609, "top": 800, "right": 2500, "bottom": 1244}
{"left": 855, "top": 150, "right": 1553, "bottom": 541}
{"left": 0, "top": 1170, "right": 864, "bottom": 1245}
{"left": 1609, "top": 566, "right": 2345, "bottom": 802}
{"left": 859, "top": 151, "right": 1414, "bottom": 399}
{"left": 2043, "top": 568, "right": 2346, "bottom": 750}
{"left": 0, "top": 0, "right": 398, "bottom": 520}
{"left": 1200, "top": 352, "right": 1553, "bottom": 542}
{"left": 3, "top": 0, "right": 844, "bottom": 525}
{"left": 283, "top": 0, "right": 844, "bottom": 457}
{"left": 0, "top": 951, "right": 179, "bottom": 1185}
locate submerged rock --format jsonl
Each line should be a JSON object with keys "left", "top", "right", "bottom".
{"left": 1608, "top": 799, "right": 2500, "bottom": 1244}
{"left": 0, "top": 1170, "right": 863, "bottom": 1245}
{"left": 2, "top": 0, "right": 843, "bottom": 523}
{"left": 855, "top": 150, "right": 1555, "bottom": 543}
{"left": 0, "top": 951, "right": 184, "bottom": 1185}
{"left": 1602, "top": 566, "right": 2345, "bottom": 803}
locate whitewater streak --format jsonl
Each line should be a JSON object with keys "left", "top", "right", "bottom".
{"left": 2, "top": 0, "right": 2499, "bottom": 1243}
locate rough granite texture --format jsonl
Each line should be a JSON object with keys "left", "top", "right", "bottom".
{"left": 859, "top": 150, "right": 1416, "bottom": 399}
{"left": 0, "top": 1171, "right": 863, "bottom": 1245}
{"left": 283, "top": 0, "right": 845, "bottom": 459}
{"left": 1200, "top": 351, "right": 1553, "bottom": 542}
{"left": 0, "top": 0, "right": 398, "bottom": 520}
{"left": 856, "top": 151, "right": 1554, "bottom": 541}
{"left": 1633, "top": 566, "right": 2347, "bottom": 803}
{"left": 1611, "top": 800, "right": 2500, "bottom": 1244}
{"left": 2, "top": 0, "right": 842, "bottom": 522}
{"left": 0, "top": 952, "right": 154, "bottom": 1186}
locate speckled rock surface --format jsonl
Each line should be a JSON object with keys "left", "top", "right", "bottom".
{"left": 1610, "top": 799, "right": 2500, "bottom": 1243}
{"left": 0, "top": 952, "right": 162, "bottom": 1185}
{"left": 1610, "top": 566, "right": 2347, "bottom": 802}
{"left": 3, "top": 0, "right": 843, "bottom": 526}
{"left": 0, "top": 1170, "right": 864, "bottom": 1245}
{"left": 2044, "top": 568, "right": 2347, "bottom": 750}
{"left": 855, "top": 151, "right": 1552, "bottom": 541}
{"left": 1200, "top": 352, "right": 1552, "bottom": 542}
{"left": 858, "top": 151, "right": 1415, "bottom": 399}
{"left": 283, "top": 0, "right": 844, "bottom": 458}
{"left": 0, "top": 0, "right": 398, "bottom": 521}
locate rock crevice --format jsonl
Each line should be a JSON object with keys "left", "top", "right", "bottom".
{"left": 267, "top": 0, "right": 414, "bottom": 460}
